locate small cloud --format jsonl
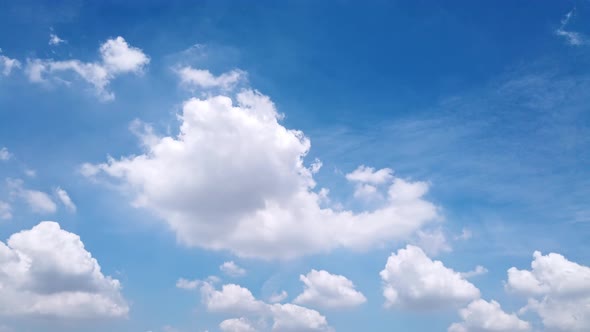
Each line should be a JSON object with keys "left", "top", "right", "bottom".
{"left": 0, "top": 147, "right": 11, "bottom": 161}
{"left": 556, "top": 9, "right": 587, "bottom": 46}
{"left": 7, "top": 178, "right": 57, "bottom": 214}
{"left": 176, "top": 66, "right": 245, "bottom": 90}
{"left": 55, "top": 187, "right": 76, "bottom": 212}
{"left": 176, "top": 278, "right": 200, "bottom": 290}
{"left": 268, "top": 290, "right": 288, "bottom": 303}
{"left": 0, "top": 54, "right": 21, "bottom": 77}
{"left": 460, "top": 265, "right": 488, "bottom": 278}
{"left": 455, "top": 228, "right": 472, "bottom": 241}
{"left": 49, "top": 32, "right": 66, "bottom": 46}
{"left": 24, "top": 169, "right": 36, "bottom": 177}
{"left": 415, "top": 228, "right": 452, "bottom": 256}
{"left": 219, "top": 261, "right": 246, "bottom": 277}
{"left": 26, "top": 36, "right": 150, "bottom": 101}
{"left": 0, "top": 201, "right": 12, "bottom": 220}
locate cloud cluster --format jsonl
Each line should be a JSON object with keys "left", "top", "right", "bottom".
{"left": 507, "top": 251, "right": 590, "bottom": 331}
{"left": 293, "top": 269, "right": 366, "bottom": 309}
{"left": 0, "top": 221, "right": 128, "bottom": 318}
{"left": 197, "top": 281, "right": 332, "bottom": 331}
{"left": 26, "top": 36, "right": 149, "bottom": 100}
{"left": 380, "top": 245, "right": 480, "bottom": 310}
{"left": 83, "top": 90, "right": 439, "bottom": 259}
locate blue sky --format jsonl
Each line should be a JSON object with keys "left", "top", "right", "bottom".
{"left": 1, "top": 1, "right": 589, "bottom": 331}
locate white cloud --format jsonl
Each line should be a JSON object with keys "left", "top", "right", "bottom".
{"left": 176, "top": 278, "right": 200, "bottom": 290}
{"left": 0, "top": 148, "right": 11, "bottom": 161}
{"left": 219, "top": 318, "right": 256, "bottom": 332}
{"left": 49, "top": 33, "right": 66, "bottom": 46}
{"left": 269, "top": 303, "right": 331, "bottom": 332}
{"left": 55, "top": 187, "right": 76, "bottom": 212}
{"left": 83, "top": 90, "right": 439, "bottom": 259}
{"left": 268, "top": 290, "right": 288, "bottom": 303}
{"left": 7, "top": 179, "right": 57, "bottom": 214}
{"left": 199, "top": 281, "right": 331, "bottom": 331}
{"left": 293, "top": 269, "right": 366, "bottom": 309}
{"left": 460, "top": 266, "right": 488, "bottom": 279}
{"left": 345, "top": 165, "right": 393, "bottom": 184}
{"left": 448, "top": 299, "right": 530, "bottom": 332}
{"left": 0, "top": 221, "right": 128, "bottom": 318}
{"left": 414, "top": 228, "right": 452, "bottom": 256}
{"left": 177, "top": 66, "right": 245, "bottom": 90}
{"left": 506, "top": 251, "right": 590, "bottom": 331}
{"left": 0, "top": 201, "right": 11, "bottom": 220}
{"left": 0, "top": 55, "right": 20, "bottom": 77}
{"left": 220, "top": 261, "right": 247, "bottom": 277}
{"left": 26, "top": 36, "right": 149, "bottom": 101}
{"left": 556, "top": 9, "right": 587, "bottom": 46}
{"left": 380, "top": 245, "right": 480, "bottom": 310}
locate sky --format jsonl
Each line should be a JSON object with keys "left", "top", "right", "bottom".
{"left": 0, "top": 1, "right": 589, "bottom": 331}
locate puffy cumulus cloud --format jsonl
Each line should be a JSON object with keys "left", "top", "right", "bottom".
{"left": 0, "top": 147, "right": 11, "bottom": 161}
{"left": 177, "top": 66, "right": 245, "bottom": 90}
{"left": 448, "top": 299, "right": 530, "bottom": 332}
{"left": 219, "top": 318, "right": 256, "bottom": 332}
{"left": 0, "top": 54, "right": 20, "bottom": 77}
{"left": 0, "top": 201, "right": 11, "bottom": 220}
{"left": 220, "top": 261, "right": 247, "bottom": 277}
{"left": 55, "top": 187, "right": 76, "bottom": 212}
{"left": 0, "top": 221, "right": 128, "bottom": 319}
{"left": 506, "top": 251, "right": 590, "bottom": 331}
{"left": 7, "top": 178, "right": 57, "bottom": 214}
{"left": 198, "top": 281, "right": 331, "bottom": 331}
{"left": 25, "top": 36, "right": 149, "bottom": 101}
{"left": 293, "top": 269, "right": 366, "bottom": 309}
{"left": 380, "top": 245, "right": 480, "bottom": 310}
{"left": 83, "top": 90, "right": 439, "bottom": 259}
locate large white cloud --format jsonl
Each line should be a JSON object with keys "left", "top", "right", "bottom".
{"left": 197, "top": 281, "right": 332, "bottom": 331}
{"left": 0, "top": 221, "right": 128, "bottom": 319}
{"left": 293, "top": 269, "right": 366, "bottom": 309}
{"left": 448, "top": 299, "right": 530, "bottom": 332}
{"left": 25, "top": 36, "right": 149, "bottom": 100}
{"left": 506, "top": 251, "right": 590, "bottom": 331}
{"left": 379, "top": 245, "right": 480, "bottom": 310}
{"left": 82, "top": 90, "right": 439, "bottom": 259}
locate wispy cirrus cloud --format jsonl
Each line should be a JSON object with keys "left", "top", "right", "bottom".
{"left": 555, "top": 9, "right": 587, "bottom": 46}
